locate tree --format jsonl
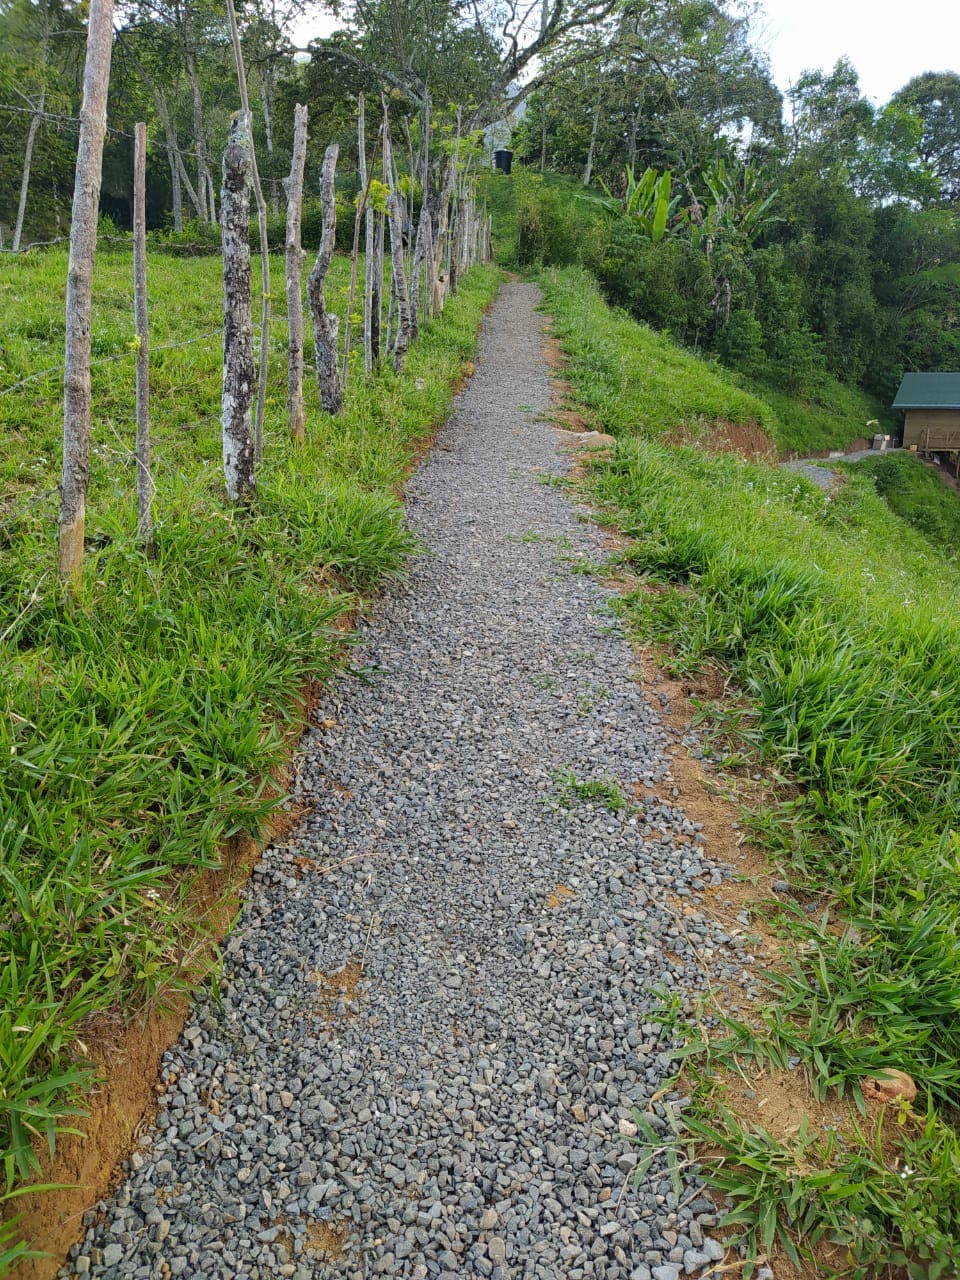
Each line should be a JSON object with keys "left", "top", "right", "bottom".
{"left": 892, "top": 71, "right": 960, "bottom": 205}
{"left": 0, "top": 0, "right": 83, "bottom": 241}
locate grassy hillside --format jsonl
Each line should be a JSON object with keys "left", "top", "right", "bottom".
{"left": 0, "top": 247, "right": 501, "bottom": 1270}
{"left": 488, "top": 169, "right": 891, "bottom": 455}
{"left": 541, "top": 267, "right": 777, "bottom": 441}
{"left": 541, "top": 267, "right": 960, "bottom": 1274}
{"left": 747, "top": 373, "right": 889, "bottom": 456}
{"left": 843, "top": 450, "right": 960, "bottom": 558}
{"left": 539, "top": 267, "right": 890, "bottom": 457}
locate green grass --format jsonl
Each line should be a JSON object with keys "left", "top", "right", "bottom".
{"left": 539, "top": 267, "right": 778, "bottom": 441}
{"left": 550, "top": 769, "right": 628, "bottom": 812}
{"left": 0, "top": 246, "right": 501, "bottom": 1267}
{"left": 747, "top": 373, "right": 892, "bottom": 457}
{"left": 842, "top": 450, "right": 960, "bottom": 559}
{"left": 540, "top": 266, "right": 960, "bottom": 1273}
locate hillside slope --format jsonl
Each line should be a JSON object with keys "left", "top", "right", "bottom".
{"left": 540, "top": 265, "right": 960, "bottom": 1273}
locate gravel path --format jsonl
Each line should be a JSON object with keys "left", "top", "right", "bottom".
{"left": 65, "top": 284, "right": 759, "bottom": 1280}
{"left": 782, "top": 447, "right": 898, "bottom": 493}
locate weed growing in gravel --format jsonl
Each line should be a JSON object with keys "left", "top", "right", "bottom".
{"left": 0, "top": 247, "right": 500, "bottom": 1247}
{"left": 550, "top": 770, "right": 629, "bottom": 812}
{"left": 531, "top": 673, "right": 560, "bottom": 692}
{"left": 576, "top": 687, "right": 609, "bottom": 717}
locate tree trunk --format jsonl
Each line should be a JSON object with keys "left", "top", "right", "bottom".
{"left": 13, "top": 107, "right": 44, "bottom": 253}
{"left": 382, "top": 103, "right": 412, "bottom": 374}
{"left": 307, "top": 144, "right": 342, "bottom": 415}
{"left": 170, "top": 152, "right": 183, "bottom": 232}
{"left": 207, "top": 169, "right": 217, "bottom": 225}
{"left": 283, "top": 103, "right": 308, "bottom": 443}
{"left": 150, "top": 76, "right": 202, "bottom": 220}
{"left": 185, "top": 48, "right": 209, "bottom": 223}
{"left": 583, "top": 94, "right": 602, "bottom": 187}
{"left": 57, "top": 0, "right": 114, "bottom": 587}
{"left": 133, "top": 122, "right": 153, "bottom": 553}
{"left": 262, "top": 65, "right": 279, "bottom": 216}
{"left": 225, "top": 0, "right": 271, "bottom": 464}
{"left": 13, "top": 0, "right": 49, "bottom": 252}
{"left": 220, "top": 115, "right": 256, "bottom": 502}
{"left": 627, "top": 100, "right": 641, "bottom": 172}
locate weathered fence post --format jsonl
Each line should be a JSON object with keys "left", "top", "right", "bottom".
{"left": 372, "top": 210, "right": 384, "bottom": 369}
{"left": 283, "top": 103, "right": 308, "bottom": 443}
{"left": 225, "top": 0, "right": 270, "bottom": 464}
{"left": 382, "top": 101, "right": 412, "bottom": 374}
{"left": 408, "top": 104, "right": 431, "bottom": 344}
{"left": 307, "top": 143, "right": 343, "bottom": 415}
{"left": 221, "top": 115, "right": 256, "bottom": 502}
{"left": 343, "top": 110, "right": 378, "bottom": 389}
{"left": 133, "top": 121, "right": 153, "bottom": 553}
{"left": 57, "top": 0, "right": 115, "bottom": 587}
{"left": 358, "top": 95, "right": 375, "bottom": 375}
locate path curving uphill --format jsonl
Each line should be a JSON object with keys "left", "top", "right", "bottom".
{"left": 64, "top": 284, "right": 755, "bottom": 1280}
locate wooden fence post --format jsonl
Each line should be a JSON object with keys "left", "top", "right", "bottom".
{"left": 283, "top": 103, "right": 308, "bottom": 443}
{"left": 225, "top": 0, "right": 270, "bottom": 464}
{"left": 307, "top": 143, "right": 343, "bottom": 415}
{"left": 221, "top": 114, "right": 256, "bottom": 502}
{"left": 57, "top": 0, "right": 115, "bottom": 587}
{"left": 382, "top": 101, "right": 412, "bottom": 374}
{"left": 133, "top": 121, "right": 153, "bottom": 553}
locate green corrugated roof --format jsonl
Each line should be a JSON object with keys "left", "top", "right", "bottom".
{"left": 893, "top": 372, "right": 960, "bottom": 409}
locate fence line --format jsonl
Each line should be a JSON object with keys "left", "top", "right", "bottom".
{"left": 0, "top": 487, "right": 60, "bottom": 533}
{"left": 0, "top": 328, "right": 227, "bottom": 399}
{"left": 0, "top": 102, "right": 215, "bottom": 168}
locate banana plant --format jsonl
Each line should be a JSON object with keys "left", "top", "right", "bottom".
{"left": 686, "top": 159, "right": 780, "bottom": 254}
{"left": 591, "top": 165, "right": 681, "bottom": 242}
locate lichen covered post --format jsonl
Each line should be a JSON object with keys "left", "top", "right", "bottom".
{"left": 283, "top": 103, "right": 308, "bottom": 443}
{"left": 381, "top": 100, "right": 412, "bottom": 374}
{"left": 57, "top": 0, "right": 115, "bottom": 587}
{"left": 220, "top": 114, "right": 256, "bottom": 502}
{"left": 307, "top": 143, "right": 343, "bottom": 415}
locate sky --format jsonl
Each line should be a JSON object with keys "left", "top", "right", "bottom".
{"left": 753, "top": 0, "right": 959, "bottom": 104}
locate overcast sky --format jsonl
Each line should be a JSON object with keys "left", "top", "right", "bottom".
{"left": 753, "top": 0, "right": 958, "bottom": 104}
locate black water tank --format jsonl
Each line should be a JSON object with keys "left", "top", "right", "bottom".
{"left": 493, "top": 149, "right": 513, "bottom": 174}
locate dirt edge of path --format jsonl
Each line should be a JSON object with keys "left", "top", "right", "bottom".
{"left": 6, "top": 298, "right": 500, "bottom": 1280}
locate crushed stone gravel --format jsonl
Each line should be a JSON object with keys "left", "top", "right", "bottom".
{"left": 64, "top": 283, "right": 762, "bottom": 1280}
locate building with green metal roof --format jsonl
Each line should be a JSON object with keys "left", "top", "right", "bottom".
{"left": 893, "top": 373, "right": 960, "bottom": 451}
